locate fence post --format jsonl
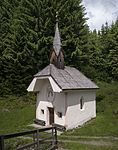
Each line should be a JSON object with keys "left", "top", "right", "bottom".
{"left": 52, "top": 126, "right": 55, "bottom": 147}
{"left": 37, "top": 129, "right": 40, "bottom": 150}
{"left": 54, "top": 127, "right": 58, "bottom": 145}
{"left": 52, "top": 126, "right": 58, "bottom": 148}
{"left": 0, "top": 136, "right": 4, "bottom": 150}
{"left": 33, "top": 132, "right": 37, "bottom": 149}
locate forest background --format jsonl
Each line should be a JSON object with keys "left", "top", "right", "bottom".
{"left": 0, "top": 0, "right": 118, "bottom": 96}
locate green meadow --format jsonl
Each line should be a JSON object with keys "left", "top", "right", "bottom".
{"left": 0, "top": 94, "right": 35, "bottom": 134}
{"left": 0, "top": 82, "right": 118, "bottom": 149}
{"left": 63, "top": 81, "right": 118, "bottom": 137}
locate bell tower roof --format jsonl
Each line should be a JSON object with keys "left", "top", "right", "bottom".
{"left": 50, "top": 12, "right": 64, "bottom": 69}
{"left": 53, "top": 12, "right": 61, "bottom": 56}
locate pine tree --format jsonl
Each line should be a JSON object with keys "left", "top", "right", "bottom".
{"left": 59, "top": 0, "right": 89, "bottom": 69}
{"left": 84, "top": 29, "right": 103, "bottom": 80}
{"left": 98, "top": 22, "right": 112, "bottom": 81}
{"left": 107, "top": 20, "right": 118, "bottom": 80}
{"left": 0, "top": 0, "right": 21, "bottom": 95}
{"left": 0, "top": 0, "right": 89, "bottom": 95}
{"left": 99, "top": 21, "right": 118, "bottom": 81}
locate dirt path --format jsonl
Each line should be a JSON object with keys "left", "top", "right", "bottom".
{"left": 56, "top": 148, "right": 68, "bottom": 150}
{"left": 18, "top": 135, "right": 118, "bottom": 148}
{"left": 59, "top": 139, "right": 113, "bottom": 147}
{"left": 58, "top": 135, "right": 118, "bottom": 147}
{"left": 60, "top": 135, "right": 118, "bottom": 140}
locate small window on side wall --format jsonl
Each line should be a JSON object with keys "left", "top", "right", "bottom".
{"left": 57, "top": 112, "right": 62, "bottom": 118}
{"left": 80, "top": 96, "right": 84, "bottom": 110}
{"left": 41, "top": 109, "right": 44, "bottom": 114}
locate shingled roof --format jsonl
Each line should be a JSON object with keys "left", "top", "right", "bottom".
{"left": 34, "top": 64, "right": 98, "bottom": 90}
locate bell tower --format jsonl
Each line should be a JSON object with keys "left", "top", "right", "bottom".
{"left": 50, "top": 12, "right": 64, "bottom": 69}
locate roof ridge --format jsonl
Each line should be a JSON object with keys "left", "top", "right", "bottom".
{"left": 34, "top": 64, "right": 98, "bottom": 90}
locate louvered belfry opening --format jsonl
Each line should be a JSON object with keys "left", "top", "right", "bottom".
{"left": 50, "top": 12, "right": 65, "bottom": 69}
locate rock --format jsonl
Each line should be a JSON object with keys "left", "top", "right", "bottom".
{"left": 2, "top": 108, "right": 10, "bottom": 112}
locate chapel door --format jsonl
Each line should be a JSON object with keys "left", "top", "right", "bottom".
{"left": 48, "top": 107, "right": 54, "bottom": 125}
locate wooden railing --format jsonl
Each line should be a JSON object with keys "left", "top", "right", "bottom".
{"left": 0, "top": 126, "right": 58, "bottom": 150}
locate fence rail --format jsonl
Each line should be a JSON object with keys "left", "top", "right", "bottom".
{"left": 0, "top": 126, "right": 58, "bottom": 150}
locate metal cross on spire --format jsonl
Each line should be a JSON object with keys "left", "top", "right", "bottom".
{"left": 53, "top": 12, "right": 61, "bottom": 56}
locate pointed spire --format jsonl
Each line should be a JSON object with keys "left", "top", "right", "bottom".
{"left": 50, "top": 12, "right": 64, "bottom": 69}
{"left": 53, "top": 12, "right": 61, "bottom": 56}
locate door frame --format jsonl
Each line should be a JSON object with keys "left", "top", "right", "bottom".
{"left": 48, "top": 107, "right": 54, "bottom": 125}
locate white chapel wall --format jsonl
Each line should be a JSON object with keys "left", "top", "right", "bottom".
{"left": 53, "top": 93, "right": 66, "bottom": 126}
{"left": 66, "top": 90, "right": 96, "bottom": 129}
{"left": 36, "top": 79, "right": 66, "bottom": 126}
{"left": 35, "top": 78, "right": 96, "bottom": 129}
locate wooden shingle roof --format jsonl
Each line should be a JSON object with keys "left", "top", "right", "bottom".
{"left": 34, "top": 64, "right": 98, "bottom": 90}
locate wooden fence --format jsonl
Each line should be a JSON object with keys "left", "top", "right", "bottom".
{"left": 0, "top": 126, "right": 58, "bottom": 150}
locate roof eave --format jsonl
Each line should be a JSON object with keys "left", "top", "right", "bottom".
{"left": 62, "top": 87, "right": 99, "bottom": 92}
{"left": 34, "top": 74, "right": 51, "bottom": 77}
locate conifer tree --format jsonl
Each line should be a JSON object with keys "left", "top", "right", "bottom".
{"left": 107, "top": 20, "right": 118, "bottom": 80}
{"left": 84, "top": 29, "right": 103, "bottom": 80}
{"left": 0, "top": 0, "right": 89, "bottom": 95}
{"left": 99, "top": 21, "right": 118, "bottom": 81}
{"left": 0, "top": 0, "right": 21, "bottom": 95}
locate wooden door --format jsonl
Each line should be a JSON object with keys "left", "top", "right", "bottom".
{"left": 48, "top": 107, "right": 54, "bottom": 125}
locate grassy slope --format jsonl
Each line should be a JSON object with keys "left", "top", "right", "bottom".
{"left": 60, "top": 81, "right": 118, "bottom": 149}
{"left": 63, "top": 81, "right": 118, "bottom": 136}
{"left": 0, "top": 94, "right": 35, "bottom": 134}
{"left": 0, "top": 82, "right": 118, "bottom": 136}
{"left": 0, "top": 82, "right": 118, "bottom": 149}
{"left": 61, "top": 142, "right": 118, "bottom": 150}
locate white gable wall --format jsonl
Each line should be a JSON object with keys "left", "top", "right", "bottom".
{"left": 36, "top": 79, "right": 66, "bottom": 126}
{"left": 66, "top": 90, "right": 96, "bottom": 129}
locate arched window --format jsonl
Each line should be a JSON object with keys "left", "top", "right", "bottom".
{"left": 80, "top": 96, "right": 84, "bottom": 110}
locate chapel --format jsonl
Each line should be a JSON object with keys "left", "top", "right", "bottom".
{"left": 27, "top": 14, "right": 98, "bottom": 130}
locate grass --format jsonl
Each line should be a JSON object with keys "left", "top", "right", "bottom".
{"left": 0, "top": 82, "right": 118, "bottom": 136}
{"left": 0, "top": 106, "right": 35, "bottom": 134}
{"left": 63, "top": 113, "right": 118, "bottom": 136}
{"left": 0, "top": 81, "right": 118, "bottom": 150}
{"left": 4, "top": 138, "right": 33, "bottom": 150}
{"left": 63, "top": 81, "right": 118, "bottom": 137}
{"left": 0, "top": 94, "right": 52, "bottom": 149}
{"left": 0, "top": 94, "right": 35, "bottom": 134}
{"left": 58, "top": 81, "right": 118, "bottom": 150}
{"left": 60, "top": 142, "right": 118, "bottom": 150}
{"left": 59, "top": 135, "right": 118, "bottom": 149}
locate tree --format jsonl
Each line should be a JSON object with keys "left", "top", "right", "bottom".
{"left": 107, "top": 20, "right": 118, "bottom": 80}
{"left": 0, "top": 0, "right": 89, "bottom": 95}
{"left": 84, "top": 29, "right": 103, "bottom": 80}
{"left": 99, "top": 21, "right": 118, "bottom": 81}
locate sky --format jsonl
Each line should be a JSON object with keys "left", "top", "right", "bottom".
{"left": 82, "top": 0, "right": 118, "bottom": 31}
